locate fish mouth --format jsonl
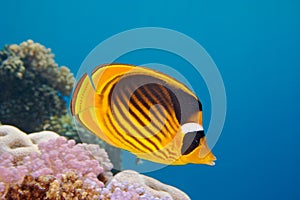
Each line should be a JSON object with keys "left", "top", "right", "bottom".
{"left": 202, "top": 151, "right": 217, "bottom": 166}
{"left": 198, "top": 137, "right": 217, "bottom": 166}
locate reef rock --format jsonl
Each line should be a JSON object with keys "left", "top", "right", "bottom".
{"left": 0, "top": 125, "right": 59, "bottom": 158}
{"left": 112, "top": 170, "right": 191, "bottom": 200}
{"left": 28, "top": 130, "right": 60, "bottom": 144}
{"left": 0, "top": 125, "right": 38, "bottom": 158}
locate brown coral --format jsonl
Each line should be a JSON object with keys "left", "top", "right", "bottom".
{"left": 4, "top": 171, "right": 101, "bottom": 200}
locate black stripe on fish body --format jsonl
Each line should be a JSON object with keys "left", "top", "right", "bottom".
{"left": 112, "top": 89, "right": 162, "bottom": 153}
{"left": 106, "top": 84, "right": 151, "bottom": 153}
{"left": 151, "top": 84, "right": 182, "bottom": 127}
{"left": 129, "top": 84, "right": 172, "bottom": 139}
{"left": 133, "top": 84, "right": 166, "bottom": 125}
{"left": 137, "top": 83, "right": 181, "bottom": 135}
{"left": 112, "top": 96, "right": 169, "bottom": 160}
{"left": 105, "top": 111, "right": 144, "bottom": 153}
{"left": 128, "top": 91, "right": 152, "bottom": 124}
{"left": 115, "top": 90, "right": 172, "bottom": 160}
{"left": 123, "top": 86, "right": 164, "bottom": 142}
{"left": 141, "top": 84, "right": 178, "bottom": 133}
{"left": 181, "top": 130, "right": 205, "bottom": 155}
{"left": 110, "top": 84, "right": 157, "bottom": 141}
{"left": 109, "top": 104, "right": 155, "bottom": 154}
{"left": 155, "top": 83, "right": 182, "bottom": 124}
{"left": 139, "top": 83, "right": 180, "bottom": 129}
{"left": 107, "top": 92, "right": 173, "bottom": 162}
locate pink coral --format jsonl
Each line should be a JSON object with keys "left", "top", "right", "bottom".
{"left": 0, "top": 136, "right": 105, "bottom": 197}
{"left": 26, "top": 137, "right": 104, "bottom": 188}
{"left": 0, "top": 136, "right": 185, "bottom": 200}
{"left": 0, "top": 153, "right": 28, "bottom": 196}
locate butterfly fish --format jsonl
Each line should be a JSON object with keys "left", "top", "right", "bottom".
{"left": 70, "top": 64, "right": 216, "bottom": 165}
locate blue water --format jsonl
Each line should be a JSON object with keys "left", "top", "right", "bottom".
{"left": 1, "top": 0, "right": 300, "bottom": 199}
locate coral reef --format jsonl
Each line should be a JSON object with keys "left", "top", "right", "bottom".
{"left": 0, "top": 125, "right": 190, "bottom": 199}
{"left": 0, "top": 125, "right": 38, "bottom": 158}
{"left": 112, "top": 170, "right": 190, "bottom": 200}
{"left": 41, "top": 114, "right": 122, "bottom": 171}
{"left": 0, "top": 40, "right": 122, "bottom": 171}
{"left": 100, "top": 179, "right": 172, "bottom": 200}
{"left": 5, "top": 172, "right": 102, "bottom": 200}
{"left": 0, "top": 40, "right": 75, "bottom": 133}
{"left": 8, "top": 40, "right": 74, "bottom": 96}
{"left": 0, "top": 125, "right": 59, "bottom": 159}
{"left": 0, "top": 134, "right": 109, "bottom": 198}
{"left": 0, "top": 38, "right": 190, "bottom": 199}
{"left": 28, "top": 130, "right": 60, "bottom": 145}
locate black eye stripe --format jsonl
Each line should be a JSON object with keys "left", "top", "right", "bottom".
{"left": 181, "top": 130, "right": 205, "bottom": 155}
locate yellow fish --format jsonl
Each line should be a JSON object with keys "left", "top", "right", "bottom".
{"left": 70, "top": 64, "right": 216, "bottom": 165}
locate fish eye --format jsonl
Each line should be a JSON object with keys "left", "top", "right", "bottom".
{"left": 181, "top": 123, "right": 205, "bottom": 155}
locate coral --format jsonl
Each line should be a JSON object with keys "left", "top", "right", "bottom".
{"left": 0, "top": 125, "right": 60, "bottom": 159}
{"left": 0, "top": 40, "right": 75, "bottom": 132}
{"left": 28, "top": 130, "right": 60, "bottom": 145}
{"left": 0, "top": 136, "right": 107, "bottom": 194}
{"left": 0, "top": 153, "right": 28, "bottom": 198}
{"left": 0, "top": 125, "right": 116, "bottom": 181}
{"left": 100, "top": 179, "right": 173, "bottom": 200}
{"left": 77, "top": 123, "right": 123, "bottom": 173}
{"left": 4, "top": 172, "right": 175, "bottom": 200}
{"left": 5, "top": 172, "right": 102, "bottom": 200}
{"left": 0, "top": 125, "right": 39, "bottom": 158}
{"left": 81, "top": 143, "right": 114, "bottom": 182}
{"left": 0, "top": 39, "right": 122, "bottom": 170}
{"left": 24, "top": 137, "right": 106, "bottom": 186}
{"left": 39, "top": 114, "right": 82, "bottom": 142}
{"left": 112, "top": 170, "right": 191, "bottom": 200}
{"left": 41, "top": 114, "right": 122, "bottom": 172}
{"left": 0, "top": 126, "right": 190, "bottom": 199}
{"left": 9, "top": 40, "right": 74, "bottom": 96}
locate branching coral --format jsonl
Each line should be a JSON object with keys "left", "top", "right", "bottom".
{"left": 41, "top": 114, "right": 122, "bottom": 171}
{"left": 0, "top": 128, "right": 189, "bottom": 200}
{"left": 9, "top": 40, "right": 74, "bottom": 96}
{"left": 0, "top": 136, "right": 109, "bottom": 197}
{"left": 0, "top": 40, "right": 75, "bottom": 132}
{"left": 5, "top": 172, "right": 102, "bottom": 200}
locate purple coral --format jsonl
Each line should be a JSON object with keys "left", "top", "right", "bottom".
{"left": 0, "top": 136, "right": 180, "bottom": 199}
{"left": 0, "top": 153, "right": 28, "bottom": 196}
{"left": 25, "top": 137, "right": 105, "bottom": 188}
{"left": 0, "top": 136, "right": 105, "bottom": 197}
{"left": 100, "top": 179, "right": 172, "bottom": 200}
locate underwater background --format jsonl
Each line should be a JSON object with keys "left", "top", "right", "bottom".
{"left": 1, "top": 0, "right": 299, "bottom": 199}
